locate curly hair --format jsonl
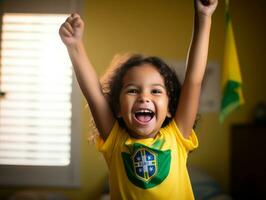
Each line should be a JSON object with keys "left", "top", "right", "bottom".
{"left": 101, "top": 53, "right": 182, "bottom": 128}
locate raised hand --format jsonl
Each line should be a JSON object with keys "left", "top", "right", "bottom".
{"left": 59, "top": 13, "right": 84, "bottom": 47}
{"left": 195, "top": 0, "right": 218, "bottom": 17}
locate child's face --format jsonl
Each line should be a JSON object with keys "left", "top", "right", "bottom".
{"left": 119, "top": 64, "right": 171, "bottom": 139}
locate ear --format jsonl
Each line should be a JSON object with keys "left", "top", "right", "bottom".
{"left": 117, "top": 112, "right": 121, "bottom": 118}
{"left": 116, "top": 108, "right": 122, "bottom": 118}
{"left": 166, "top": 111, "right": 172, "bottom": 118}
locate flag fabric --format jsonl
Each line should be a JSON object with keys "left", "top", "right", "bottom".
{"left": 220, "top": 0, "right": 244, "bottom": 122}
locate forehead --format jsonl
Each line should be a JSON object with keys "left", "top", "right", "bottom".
{"left": 122, "top": 64, "right": 165, "bottom": 85}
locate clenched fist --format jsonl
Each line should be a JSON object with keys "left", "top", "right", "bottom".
{"left": 195, "top": 0, "right": 218, "bottom": 17}
{"left": 59, "top": 13, "right": 84, "bottom": 47}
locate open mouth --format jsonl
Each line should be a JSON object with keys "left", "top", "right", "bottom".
{"left": 134, "top": 109, "right": 155, "bottom": 123}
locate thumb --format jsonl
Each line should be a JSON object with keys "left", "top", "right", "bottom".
{"left": 72, "top": 17, "right": 84, "bottom": 28}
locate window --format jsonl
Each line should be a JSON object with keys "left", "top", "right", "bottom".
{"left": 0, "top": 0, "right": 82, "bottom": 187}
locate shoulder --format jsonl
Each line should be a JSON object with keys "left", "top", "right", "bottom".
{"left": 160, "top": 120, "right": 199, "bottom": 152}
{"left": 96, "top": 121, "right": 127, "bottom": 151}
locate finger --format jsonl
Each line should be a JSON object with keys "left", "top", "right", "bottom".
{"left": 63, "top": 21, "right": 74, "bottom": 35}
{"left": 71, "top": 13, "right": 80, "bottom": 19}
{"left": 66, "top": 14, "right": 82, "bottom": 28}
{"left": 72, "top": 17, "right": 84, "bottom": 28}
{"left": 59, "top": 25, "right": 72, "bottom": 37}
{"left": 65, "top": 13, "right": 80, "bottom": 24}
{"left": 211, "top": 0, "right": 218, "bottom": 6}
{"left": 200, "top": 0, "right": 218, "bottom": 6}
{"left": 66, "top": 16, "right": 74, "bottom": 24}
{"left": 200, "top": 0, "right": 210, "bottom": 6}
{"left": 71, "top": 13, "right": 82, "bottom": 25}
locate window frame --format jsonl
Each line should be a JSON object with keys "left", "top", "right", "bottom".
{"left": 0, "top": 0, "right": 83, "bottom": 187}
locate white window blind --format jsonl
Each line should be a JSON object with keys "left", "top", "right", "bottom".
{"left": 0, "top": 13, "right": 72, "bottom": 166}
{"left": 0, "top": 0, "right": 82, "bottom": 187}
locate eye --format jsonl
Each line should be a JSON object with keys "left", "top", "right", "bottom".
{"left": 127, "top": 88, "right": 139, "bottom": 94}
{"left": 151, "top": 89, "right": 162, "bottom": 95}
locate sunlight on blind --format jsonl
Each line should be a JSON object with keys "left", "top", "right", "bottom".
{"left": 0, "top": 13, "right": 72, "bottom": 166}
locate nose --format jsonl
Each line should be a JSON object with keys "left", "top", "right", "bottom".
{"left": 137, "top": 93, "right": 150, "bottom": 103}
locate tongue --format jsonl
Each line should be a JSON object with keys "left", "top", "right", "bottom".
{"left": 136, "top": 114, "right": 152, "bottom": 122}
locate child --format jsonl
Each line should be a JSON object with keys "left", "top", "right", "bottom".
{"left": 59, "top": 0, "right": 218, "bottom": 199}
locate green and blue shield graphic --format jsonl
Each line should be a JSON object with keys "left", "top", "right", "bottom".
{"left": 133, "top": 148, "right": 157, "bottom": 182}
{"left": 121, "top": 143, "right": 171, "bottom": 189}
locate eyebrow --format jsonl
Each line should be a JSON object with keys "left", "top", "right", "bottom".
{"left": 123, "top": 83, "right": 166, "bottom": 89}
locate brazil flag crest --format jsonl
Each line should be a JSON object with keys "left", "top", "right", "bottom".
{"left": 121, "top": 143, "right": 171, "bottom": 189}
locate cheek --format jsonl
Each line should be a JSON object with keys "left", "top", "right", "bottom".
{"left": 156, "top": 97, "right": 169, "bottom": 110}
{"left": 119, "top": 95, "right": 133, "bottom": 114}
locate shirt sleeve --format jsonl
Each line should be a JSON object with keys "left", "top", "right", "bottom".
{"left": 95, "top": 121, "right": 120, "bottom": 165}
{"left": 169, "top": 120, "right": 199, "bottom": 152}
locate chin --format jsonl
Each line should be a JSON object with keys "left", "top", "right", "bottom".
{"left": 124, "top": 117, "right": 161, "bottom": 139}
{"left": 130, "top": 128, "right": 157, "bottom": 139}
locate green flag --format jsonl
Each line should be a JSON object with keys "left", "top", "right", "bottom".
{"left": 220, "top": 0, "right": 244, "bottom": 122}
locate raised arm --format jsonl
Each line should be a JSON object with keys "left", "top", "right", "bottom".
{"left": 59, "top": 13, "right": 115, "bottom": 140}
{"left": 175, "top": 0, "right": 218, "bottom": 138}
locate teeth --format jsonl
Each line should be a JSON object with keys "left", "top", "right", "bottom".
{"left": 135, "top": 109, "right": 153, "bottom": 114}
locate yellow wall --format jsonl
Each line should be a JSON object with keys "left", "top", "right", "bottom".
{"left": 81, "top": 0, "right": 266, "bottom": 198}
{"left": 1, "top": 0, "right": 266, "bottom": 199}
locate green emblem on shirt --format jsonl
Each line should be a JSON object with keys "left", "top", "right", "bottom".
{"left": 121, "top": 143, "right": 171, "bottom": 189}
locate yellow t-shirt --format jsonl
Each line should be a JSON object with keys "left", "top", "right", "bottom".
{"left": 97, "top": 120, "right": 198, "bottom": 200}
